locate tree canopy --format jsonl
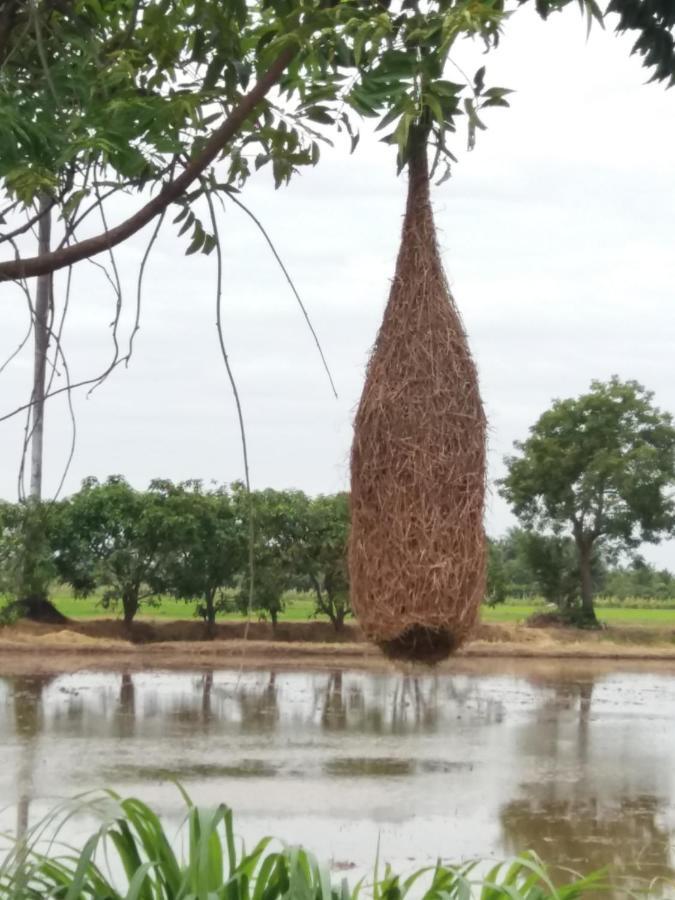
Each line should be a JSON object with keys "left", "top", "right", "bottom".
{"left": 1, "top": 0, "right": 674, "bottom": 280}
{"left": 499, "top": 377, "right": 675, "bottom": 622}
{"left": 54, "top": 475, "right": 172, "bottom": 624}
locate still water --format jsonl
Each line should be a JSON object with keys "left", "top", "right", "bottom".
{"left": 1, "top": 660, "right": 675, "bottom": 892}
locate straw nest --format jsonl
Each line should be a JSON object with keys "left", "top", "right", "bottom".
{"left": 349, "top": 131, "right": 487, "bottom": 664}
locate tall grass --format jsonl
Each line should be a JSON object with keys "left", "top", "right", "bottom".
{"left": 0, "top": 791, "right": 615, "bottom": 899}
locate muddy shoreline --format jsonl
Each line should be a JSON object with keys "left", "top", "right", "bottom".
{"left": 2, "top": 618, "right": 675, "bottom": 675}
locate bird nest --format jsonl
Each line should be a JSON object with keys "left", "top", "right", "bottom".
{"left": 349, "top": 134, "right": 487, "bottom": 664}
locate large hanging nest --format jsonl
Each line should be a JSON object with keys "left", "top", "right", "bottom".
{"left": 349, "top": 127, "right": 487, "bottom": 664}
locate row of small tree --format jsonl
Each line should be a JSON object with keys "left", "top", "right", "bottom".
{"left": 0, "top": 478, "right": 350, "bottom": 630}
{"left": 487, "top": 528, "right": 675, "bottom": 611}
{"left": 2, "top": 378, "right": 674, "bottom": 630}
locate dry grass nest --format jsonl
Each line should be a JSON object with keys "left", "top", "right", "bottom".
{"left": 349, "top": 132, "right": 487, "bottom": 664}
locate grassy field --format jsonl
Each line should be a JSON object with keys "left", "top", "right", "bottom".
{"left": 48, "top": 588, "right": 675, "bottom": 628}
{"left": 50, "top": 588, "right": 319, "bottom": 622}
{"left": 481, "top": 604, "right": 675, "bottom": 627}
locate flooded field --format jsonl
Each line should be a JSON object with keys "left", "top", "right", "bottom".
{"left": 1, "top": 659, "right": 675, "bottom": 893}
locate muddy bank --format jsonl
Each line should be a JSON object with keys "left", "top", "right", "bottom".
{"left": 1, "top": 618, "right": 675, "bottom": 675}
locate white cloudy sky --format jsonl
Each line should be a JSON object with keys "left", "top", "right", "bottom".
{"left": 2, "top": 5, "right": 674, "bottom": 566}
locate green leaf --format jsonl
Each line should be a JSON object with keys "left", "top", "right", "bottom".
{"left": 185, "top": 221, "right": 205, "bottom": 255}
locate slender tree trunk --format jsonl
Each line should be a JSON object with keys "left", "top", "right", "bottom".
{"left": 325, "top": 589, "right": 342, "bottom": 632}
{"left": 205, "top": 590, "right": 216, "bottom": 626}
{"left": 310, "top": 574, "right": 323, "bottom": 612}
{"left": 204, "top": 590, "right": 216, "bottom": 639}
{"left": 30, "top": 196, "right": 52, "bottom": 502}
{"left": 576, "top": 539, "right": 598, "bottom": 625}
{"left": 16, "top": 199, "right": 56, "bottom": 621}
{"left": 122, "top": 590, "right": 139, "bottom": 627}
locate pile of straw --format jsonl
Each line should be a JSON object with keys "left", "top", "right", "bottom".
{"left": 349, "top": 130, "right": 486, "bottom": 664}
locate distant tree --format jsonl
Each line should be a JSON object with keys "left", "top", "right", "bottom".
{"left": 231, "top": 487, "right": 351, "bottom": 630}
{"left": 496, "top": 529, "right": 537, "bottom": 599}
{"left": 499, "top": 378, "right": 675, "bottom": 625}
{"left": 303, "top": 493, "right": 350, "bottom": 630}
{"left": 154, "top": 481, "right": 245, "bottom": 629}
{"left": 519, "top": 533, "right": 585, "bottom": 614}
{"left": 55, "top": 477, "right": 170, "bottom": 626}
{"left": 231, "top": 485, "right": 298, "bottom": 627}
{"left": 485, "top": 539, "right": 508, "bottom": 606}
{"left": 0, "top": 499, "right": 61, "bottom": 621}
{"left": 602, "top": 556, "right": 675, "bottom": 603}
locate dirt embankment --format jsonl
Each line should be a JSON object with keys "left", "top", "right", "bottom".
{"left": 1, "top": 616, "right": 675, "bottom": 676}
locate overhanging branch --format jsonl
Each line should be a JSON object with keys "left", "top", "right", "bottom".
{"left": 0, "top": 42, "right": 297, "bottom": 283}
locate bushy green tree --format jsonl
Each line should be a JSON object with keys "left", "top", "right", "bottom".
{"left": 231, "top": 485, "right": 296, "bottom": 626}
{"left": 485, "top": 539, "right": 508, "bottom": 606}
{"left": 54, "top": 476, "right": 171, "bottom": 625}
{"left": 153, "top": 480, "right": 245, "bottom": 628}
{"left": 302, "top": 493, "right": 350, "bottom": 630}
{"left": 602, "top": 556, "right": 675, "bottom": 603}
{"left": 0, "top": 499, "right": 62, "bottom": 621}
{"left": 499, "top": 378, "right": 675, "bottom": 624}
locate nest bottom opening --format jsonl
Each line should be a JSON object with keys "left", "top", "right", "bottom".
{"left": 377, "top": 625, "right": 459, "bottom": 665}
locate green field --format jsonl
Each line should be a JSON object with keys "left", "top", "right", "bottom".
{"left": 481, "top": 604, "right": 675, "bottom": 627}
{"left": 48, "top": 587, "right": 675, "bottom": 628}
{"left": 50, "top": 587, "right": 319, "bottom": 622}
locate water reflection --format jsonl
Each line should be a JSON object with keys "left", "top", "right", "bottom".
{"left": 0, "top": 662, "right": 674, "bottom": 892}
{"left": 9, "top": 674, "right": 53, "bottom": 841}
{"left": 502, "top": 795, "right": 671, "bottom": 892}
{"left": 501, "top": 676, "right": 674, "bottom": 893}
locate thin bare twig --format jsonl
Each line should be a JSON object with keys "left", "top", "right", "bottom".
{"left": 204, "top": 186, "right": 255, "bottom": 632}
{"left": 0, "top": 285, "right": 34, "bottom": 374}
{"left": 57, "top": 184, "right": 118, "bottom": 250}
{"left": 86, "top": 187, "right": 123, "bottom": 395}
{"left": 226, "top": 190, "right": 338, "bottom": 399}
{"left": 127, "top": 207, "right": 166, "bottom": 366}
{"left": 0, "top": 43, "right": 297, "bottom": 281}
{"left": 0, "top": 198, "right": 56, "bottom": 246}
{"left": 53, "top": 265, "right": 77, "bottom": 499}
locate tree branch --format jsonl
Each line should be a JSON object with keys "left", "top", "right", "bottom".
{"left": 0, "top": 197, "right": 56, "bottom": 246}
{"left": 0, "top": 42, "right": 297, "bottom": 282}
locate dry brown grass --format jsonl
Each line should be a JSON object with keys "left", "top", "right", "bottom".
{"left": 349, "top": 131, "right": 486, "bottom": 662}
{"left": 2, "top": 619, "right": 675, "bottom": 679}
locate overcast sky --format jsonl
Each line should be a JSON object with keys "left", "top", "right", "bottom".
{"left": 2, "top": 5, "right": 674, "bottom": 566}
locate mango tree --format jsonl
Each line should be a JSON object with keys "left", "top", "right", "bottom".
{"left": 0, "top": 499, "right": 63, "bottom": 621}
{"left": 152, "top": 480, "right": 245, "bottom": 628}
{"left": 302, "top": 493, "right": 351, "bottom": 630}
{"left": 55, "top": 476, "right": 171, "bottom": 625}
{"left": 499, "top": 378, "right": 675, "bottom": 625}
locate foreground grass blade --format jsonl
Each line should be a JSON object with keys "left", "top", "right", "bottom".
{"left": 0, "top": 791, "right": 662, "bottom": 899}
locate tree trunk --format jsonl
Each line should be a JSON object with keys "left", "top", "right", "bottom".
{"left": 576, "top": 539, "right": 598, "bottom": 626}
{"left": 30, "top": 197, "right": 52, "bottom": 502}
{"left": 205, "top": 590, "right": 216, "bottom": 639}
{"left": 122, "top": 591, "right": 139, "bottom": 627}
{"left": 325, "top": 589, "right": 344, "bottom": 632}
{"left": 310, "top": 575, "right": 324, "bottom": 612}
{"left": 16, "top": 199, "right": 53, "bottom": 620}
{"left": 9, "top": 595, "right": 67, "bottom": 623}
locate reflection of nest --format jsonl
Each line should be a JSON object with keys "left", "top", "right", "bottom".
{"left": 349, "top": 135, "right": 486, "bottom": 664}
